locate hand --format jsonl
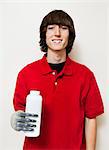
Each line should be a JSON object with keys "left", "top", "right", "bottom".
{"left": 11, "top": 110, "right": 38, "bottom": 132}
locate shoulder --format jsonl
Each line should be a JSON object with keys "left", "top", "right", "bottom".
{"left": 69, "top": 57, "right": 94, "bottom": 78}
{"left": 18, "top": 57, "right": 43, "bottom": 76}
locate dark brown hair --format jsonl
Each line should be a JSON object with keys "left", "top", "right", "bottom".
{"left": 39, "top": 10, "right": 76, "bottom": 54}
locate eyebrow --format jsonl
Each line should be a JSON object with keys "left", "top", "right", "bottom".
{"left": 47, "top": 24, "right": 68, "bottom": 27}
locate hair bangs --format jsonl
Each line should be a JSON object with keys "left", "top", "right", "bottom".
{"left": 46, "top": 15, "right": 72, "bottom": 28}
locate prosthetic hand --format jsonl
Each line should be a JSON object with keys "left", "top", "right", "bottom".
{"left": 11, "top": 110, "right": 38, "bottom": 131}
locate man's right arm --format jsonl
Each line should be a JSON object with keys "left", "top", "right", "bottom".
{"left": 11, "top": 68, "right": 38, "bottom": 132}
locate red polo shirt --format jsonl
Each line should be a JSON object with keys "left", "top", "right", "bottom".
{"left": 13, "top": 55, "right": 104, "bottom": 150}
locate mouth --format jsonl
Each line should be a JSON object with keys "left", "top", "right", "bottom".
{"left": 52, "top": 39, "right": 63, "bottom": 44}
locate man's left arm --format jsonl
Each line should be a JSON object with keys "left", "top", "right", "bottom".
{"left": 85, "top": 117, "right": 97, "bottom": 150}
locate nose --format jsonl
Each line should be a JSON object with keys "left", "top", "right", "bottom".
{"left": 54, "top": 26, "right": 61, "bottom": 36}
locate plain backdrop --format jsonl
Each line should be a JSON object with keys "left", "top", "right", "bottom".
{"left": 0, "top": 1, "right": 108, "bottom": 150}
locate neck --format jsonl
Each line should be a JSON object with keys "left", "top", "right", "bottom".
{"left": 47, "top": 49, "right": 66, "bottom": 64}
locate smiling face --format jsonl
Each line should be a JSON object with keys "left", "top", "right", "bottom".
{"left": 46, "top": 24, "right": 69, "bottom": 52}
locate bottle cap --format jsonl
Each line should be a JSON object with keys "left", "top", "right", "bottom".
{"left": 30, "top": 90, "right": 40, "bottom": 95}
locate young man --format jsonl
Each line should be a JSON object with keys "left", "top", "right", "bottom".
{"left": 11, "top": 10, "right": 104, "bottom": 150}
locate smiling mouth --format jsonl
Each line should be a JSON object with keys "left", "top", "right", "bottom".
{"left": 52, "top": 39, "right": 62, "bottom": 44}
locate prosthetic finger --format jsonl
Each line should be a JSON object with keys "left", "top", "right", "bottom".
{"left": 18, "top": 112, "right": 38, "bottom": 118}
{"left": 16, "top": 126, "right": 34, "bottom": 132}
{"left": 22, "top": 127, "right": 34, "bottom": 132}
{"left": 16, "top": 117, "right": 36, "bottom": 123}
{"left": 17, "top": 122, "right": 36, "bottom": 128}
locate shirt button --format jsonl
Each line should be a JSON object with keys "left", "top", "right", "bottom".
{"left": 55, "top": 82, "right": 57, "bottom": 86}
{"left": 52, "top": 72, "right": 55, "bottom": 75}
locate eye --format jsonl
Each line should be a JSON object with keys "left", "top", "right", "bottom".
{"left": 61, "top": 26, "right": 68, "bottom": 30}
{"left": 47, "top": 25, "right": 54, "bottom": 30}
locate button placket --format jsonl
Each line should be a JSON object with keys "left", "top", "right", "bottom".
{"left": 51, "top": 71, "right": 58, "bottom": 86}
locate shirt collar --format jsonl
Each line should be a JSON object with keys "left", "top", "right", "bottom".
{"left": 40, "top": 55, "right": 52, "bottom": 75}
{"left": 39, "top": 55, "right": 74, "bottom": 76}
{"left": 62, "top": 56, "right": 73, "bottom": 76}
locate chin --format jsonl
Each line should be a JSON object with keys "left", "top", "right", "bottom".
{"left": 52, "top": 48, "right": 65, "bottom": 51}
{"left": 51, "top": 47, "right": 66, "bottom": 51}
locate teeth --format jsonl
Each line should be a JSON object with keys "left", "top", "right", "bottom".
{"left": 52, "top": 39, "right": 62, "bottom": 43}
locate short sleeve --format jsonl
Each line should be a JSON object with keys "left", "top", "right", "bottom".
{"left": 13, "top": 70, "right": 29, "bottom": 111}
{"left": 85, "top": 73, "right": 104, "bottom": 119}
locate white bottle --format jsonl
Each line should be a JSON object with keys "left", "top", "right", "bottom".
{"left": 25, "top": 90, "right": 42, "bottom": 137}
